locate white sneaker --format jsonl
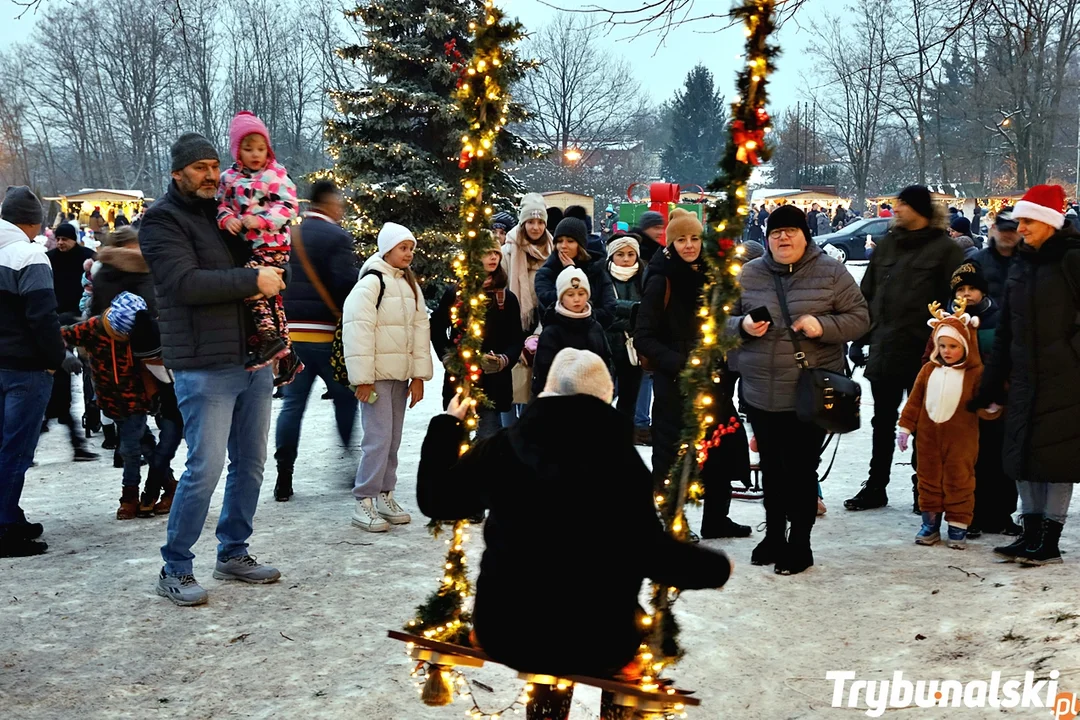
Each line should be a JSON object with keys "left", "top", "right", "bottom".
{"left": 377, "top": 491, "right": 412, "bottom": 525}
{"left": 351, "top": 497, "right": 390, "bottom": 532}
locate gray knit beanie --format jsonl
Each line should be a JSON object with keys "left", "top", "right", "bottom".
{"left": 1, "top": 186, "right": 43, "bottom": 226}
{"left": 170, "top": 132, "right": 219, "bottom": 172}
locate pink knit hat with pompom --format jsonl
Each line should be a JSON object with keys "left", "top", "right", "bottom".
{"left": 228, "top": 111, "right": 275, "bottom": 163}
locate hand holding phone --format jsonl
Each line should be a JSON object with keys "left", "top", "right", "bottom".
{"left": 749, "top": 306, "right": 773, "bottom": 324}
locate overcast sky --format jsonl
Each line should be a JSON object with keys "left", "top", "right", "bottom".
{"left": 0, "top": 0, "right": 823, "bottom": 110}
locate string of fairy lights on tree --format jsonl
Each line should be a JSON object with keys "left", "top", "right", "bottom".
{"left": 641, "top": 0, "right": 778, "bottom": 686}
{"left": 403, "top": 0, "right": 524, "bottom": 658}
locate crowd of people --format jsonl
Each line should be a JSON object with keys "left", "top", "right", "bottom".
{"left": 1, "top": 111, "right": 1077, "bottom": 641}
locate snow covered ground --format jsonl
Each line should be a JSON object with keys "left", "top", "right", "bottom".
{"left": 3, "top": 261, "right": 1079, "bottom": 719}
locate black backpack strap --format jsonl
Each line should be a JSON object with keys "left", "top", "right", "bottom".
{"left": 360, "top": 268, "right": 386, "bottom": 309}
{"left": 772, "top": 273, "right": 809, "bottom": 369}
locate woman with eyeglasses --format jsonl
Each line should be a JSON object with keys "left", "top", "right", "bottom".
{"left": 727, "top": 205, "right": 869, "bottom": 575}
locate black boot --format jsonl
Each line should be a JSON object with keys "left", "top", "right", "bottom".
{"left": 70, "top": 426, "right": 100, "bottom": 462}
{"left": 101, "top": 423, "right": 118, "bottom": 450}
{"left": 775, "top": 524, "right": 814, "bottom": 576}
{"left": 751, "top": 493, "right": 787, "bottom": 566}
{"left": 993, "top": 514, "right": 1043, "bottom": 562}
{"left": 275, "top": 465, "right": 294, "bottom": 502}
{"left": 0, "top": 525, "right": 47, "bottom": 558}
{"left": 844, "top": 482, "right": 888, "bottom": 511}
{"left": 1018, "top": 519, "right": 1064, "bottom": 566}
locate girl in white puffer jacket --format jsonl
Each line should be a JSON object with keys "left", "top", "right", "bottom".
{"left": 342, "top": 222, "right": 433, "bottom": 532}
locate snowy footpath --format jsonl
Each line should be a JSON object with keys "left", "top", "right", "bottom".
{"left": 3, "top": 263, "right": 1079, "bottom": 719}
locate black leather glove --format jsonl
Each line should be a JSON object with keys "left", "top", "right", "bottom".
{"left": 61, "top": 351, "right": 82, "bottom": 375}
{"left": 848, "top": 343, "right": 867, "bottom": 368}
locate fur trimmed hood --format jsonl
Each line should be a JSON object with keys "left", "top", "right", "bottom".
{"left": 96, "top": 246, "right": 148, "bottom": 274}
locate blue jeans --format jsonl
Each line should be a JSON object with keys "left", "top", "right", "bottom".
{"left": 635, "top": 373, "right": 653, "bottom": 428}
{"left": 274, "top": 342, "right": 358, "bottom": 468}
{"left": 151, "top": 411, "right": 183, "bottom": 475}
{"left": 117, "top": 414, "right": 148, "bottom": 487}
{"left": 161, "top": 366, "right": 273, "bottom": 575}
{"left": 1017, "top": 481, "right": 1074, "bottom": 524}
{"left": 0, "top": 370, "right": 53, "bottom": 526}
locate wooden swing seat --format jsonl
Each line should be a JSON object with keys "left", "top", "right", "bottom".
{"left": 387, "top": 630, "right": 702, "bottom": 710}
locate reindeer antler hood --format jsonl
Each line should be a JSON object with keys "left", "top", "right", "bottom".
{"left": 927, "top": 299, "right": 982, "bottom": 369}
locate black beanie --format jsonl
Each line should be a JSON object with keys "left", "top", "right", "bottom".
{"left": 553, "top": 217, "right": 588, "bottom": 248}
{"left": 951, "top": 262, "right": 989, "bottom": 296}
{"left": 639, "top": 211, "right": 664, "bottom": 230}
{"left": 765, "top": 205, "right": 812, "bottom": 241}
{"left": 170, "top": 132, "right": 219, "bottom": 172}
{"left": 898, "top": 185, "right": 934, "bottom": 220}
{"left": 1, "top": 186, "right": 43, "bottom": 226}
{"left": 55, "top": 223, "right": 78, "bottom": 241}
{"left": 950, "top": 216, "right": 971, "bottom": 236}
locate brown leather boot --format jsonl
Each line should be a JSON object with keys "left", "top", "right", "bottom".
{"left": 154, "top": 472, "right": 178, "bottom": 515}
{"left": 117, "top": 486, "right": 140, "bottom": 520}
{"left": 138, "top": 469, "right": 164, "bottom": 518}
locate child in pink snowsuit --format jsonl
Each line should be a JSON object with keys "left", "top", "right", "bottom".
{"left": 218, "top": 111, "right": 303, "bottom": 385}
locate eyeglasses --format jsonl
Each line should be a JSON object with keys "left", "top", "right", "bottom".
{"left": 768, "top": 228, "right": 801, "bottom": 240}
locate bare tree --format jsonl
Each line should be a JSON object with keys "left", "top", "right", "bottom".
{"left": 810, "top": 2, "right": 891, "bottom": 207}
{"left": 516, "top": 12, "right": 643, "bottom": 163}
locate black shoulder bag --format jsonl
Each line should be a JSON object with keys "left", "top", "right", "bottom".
{"left": 772, "top": 273, "right": 862, "bottom": 435}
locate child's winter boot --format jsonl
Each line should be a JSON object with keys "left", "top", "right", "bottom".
{"left": 946, "top": 525, "right": 968, "bottom": 549}
{"left": 101, "top": 423, "right": 118, "bottom": 450}
{"left": 154, "top": 471, "right": 178, "bottom": 515}
{"left": 915, "top": 511, "right": 941, "bottom": 545}
{"left": 138, "top": 468, "right": 165, "bottom": 518}
{"left": 116, "top": 486, "right": 140, "bottom": 520}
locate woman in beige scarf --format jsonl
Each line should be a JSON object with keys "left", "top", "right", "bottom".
{"left": 500, "top": 192, "right": 553, "bottom": 411}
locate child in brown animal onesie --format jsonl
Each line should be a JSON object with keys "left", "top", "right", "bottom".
{"left": 897, "top": 300, "right": 1001, "bottom": 549}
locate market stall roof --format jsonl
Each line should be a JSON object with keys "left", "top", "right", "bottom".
{"left": 541, "top": 190, "right": 594, "bottom": 210}
{"left": 43, "top": 189, "right": 151, "bottom": 204}
{"left": 750, "top": 188, "right": 849, "bottom": 204}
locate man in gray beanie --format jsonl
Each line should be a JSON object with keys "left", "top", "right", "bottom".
{"left": 1, "top": 186, "right": 44, "bottom": 233}
{"left": 140, "top": 132, "right": 287, "bottom": 605}
{"left": 630, "top": 210, "right": 665, "bottom": 263}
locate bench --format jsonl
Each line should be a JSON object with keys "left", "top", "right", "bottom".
{"left": 387, "top": 630, "right": 701, "bottom": 718}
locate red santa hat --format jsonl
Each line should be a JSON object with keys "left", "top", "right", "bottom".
{"left": 1013, "top": 184, "right": 1067, "bottom": 230}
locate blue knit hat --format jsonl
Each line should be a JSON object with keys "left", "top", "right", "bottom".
{"left": 107, "top": 292, "right": 147, "bottom": 336}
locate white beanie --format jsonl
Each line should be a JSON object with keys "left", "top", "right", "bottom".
{"left": 556, "top": 266, "right": 591, "bottom": 301}
{"left": 540, "top": 348, "right": 614, "bottom": 403}
{"left": 377, "top": 222, "right": 416, "bottom": 257}
{"left": 518, "top": 192, "right": 547, "bottom": 225}
{"left": 606, "top": 235, "right": 640, "bottom": 258}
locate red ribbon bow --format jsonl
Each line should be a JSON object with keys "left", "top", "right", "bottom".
{"left": 732, "top": 121, "right": 765, "bottom": 166}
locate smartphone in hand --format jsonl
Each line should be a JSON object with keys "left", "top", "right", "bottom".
{"left": 749, "top": 306, "right": 773, "bottom": 324}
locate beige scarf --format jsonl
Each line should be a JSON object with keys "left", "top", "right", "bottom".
{"left": 508, "top": 226, "right": 552, "bottom": 329}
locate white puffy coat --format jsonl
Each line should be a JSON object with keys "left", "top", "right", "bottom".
{"left": 342, "top": 254, "right": 433, "bottom": 386}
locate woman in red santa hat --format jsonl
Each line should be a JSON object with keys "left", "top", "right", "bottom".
{"left": 972, "top": 183, "right": 1080, "bottom": 566}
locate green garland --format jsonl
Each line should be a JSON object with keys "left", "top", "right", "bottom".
{"left": 644, "top": 0, "right": 779, "bottom": 680}
{"left": 404, "top": 0, "right": 526, "bottom": 647}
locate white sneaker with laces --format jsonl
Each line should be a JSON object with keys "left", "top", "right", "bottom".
{"left": 377, "top": 491, "right": 412, "bottom": 525}
{"left": 352, "top": 497, "right": 390, "bottom": 532}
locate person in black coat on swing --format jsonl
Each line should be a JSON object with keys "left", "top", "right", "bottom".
{"left": 431, "top": 235, "right": 525, "bottom": 440}
{"left": 634, "top": 209, "right": 752, "bottom": 540}
{"left": 416, "top": 348, "right": 732, "bottom": 682}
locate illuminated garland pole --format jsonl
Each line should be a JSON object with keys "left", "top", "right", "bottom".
{"left": 404, "top": 0, "right": 523, "bottom": 649}
{"left": 644, "top": 0, "right": 778, "bottom": 682}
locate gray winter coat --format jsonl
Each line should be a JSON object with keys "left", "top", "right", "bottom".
{"left": 726, "top": 242, "right": 869, "bottom": 412}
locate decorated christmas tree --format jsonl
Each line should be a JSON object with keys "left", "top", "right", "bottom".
{"left": 326, "top": 0, "right": 529, "bottom": 302}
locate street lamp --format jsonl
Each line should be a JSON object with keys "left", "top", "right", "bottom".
{"left": 564, "top": 147, "right": 582, "bottom": 164}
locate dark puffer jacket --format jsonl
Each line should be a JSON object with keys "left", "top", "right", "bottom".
{"left": 531, "top": 307, "right": 612, "bottom": 396}
{"left": 970, "top": 238, "right": 1016, "bottom": 306}
{"left": 606, "top": 261, "right": 644, "bottom": 366}
{"left": 633, "top": 246, "right": 707, "bottom": 377}
{"left": 283, "top": 214, "right": 359, "bottom": 336}
{"left": 977, "top": 231, "right": 1080, "bottom": 484}
{"left": 416, "top": 395, "right": 731, "bottom": 677}
{"left": 91, "top": 246, "right": 156, "bottom": 316}
{"left": 533, "top": 249, "right": 617, "bottom": 329}
{"left": 139, "top": 182, "right": 260, "bottom": 370}
{"left": 431, "top": 285, "right": 526, "bottom": 412}
{"left": 46, "top": 245, "right": 95, "bottom": 315}
{"left": 860, "top": 223, "right": 965, "bottom": 383}
{"left": 727, "top": 242, "right": 869, "bottom": 413}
